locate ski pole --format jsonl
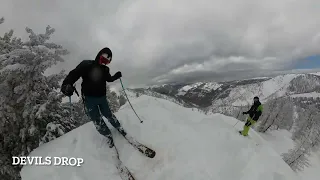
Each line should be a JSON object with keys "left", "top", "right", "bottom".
{"left": 69, "top": 96, "right": 73, "bottom": 121}
{"left": 120, "top": 78, "right": 143, "bottom": 123}
{"left": 73, "top": 86, "right": 79, "bottom": 97}
{"left": 233, "top": 120, "right": 240, "bottom": 127}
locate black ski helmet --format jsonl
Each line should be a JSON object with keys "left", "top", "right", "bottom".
{"left": 95, "top": 47, "right": 112, "bottom": 63}
{"left": 253, "top": 96, "right": 259, "bottom": 101}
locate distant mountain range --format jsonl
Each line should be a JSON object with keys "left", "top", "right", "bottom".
{"left": 128, "top": 72, "right": 320, "bottom": 132}
{"left": 133, "top": 72, "right": 319, "bottom": 108}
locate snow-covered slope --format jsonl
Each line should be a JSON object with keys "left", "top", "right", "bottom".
{"left": 259, "top": 129, "right": 320, "bottom": 180}
{"left": 222, "top": 74, "right": 299, "bottom": 106}
{"left": 147, "top": 73, "right": 320, "bottom": 111}
{"left": 21, "top": 95, "right": 299, "bottom": 180}
{"left": 129, "top": 88, "right": 198, "bottom": 108}
{"left": 310, "top": 72, "right": 320, "bottom": 76}
{"left": 177, "top": 82, "right": 222, "bottom": 96}
{"left": 290, "top": 92, "right": 320, "bottom": 98}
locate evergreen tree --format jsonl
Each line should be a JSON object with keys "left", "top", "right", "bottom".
{"left": 119, "top": 94, "right": 127, "bottom": 106}
{"left": 69, "top": 100, "right": 91, "bottom": 125}
{"left": 282, "top": 141, "right": 311, "bottom": 172}
{"left": 0, "top": 20, "right": 76, "bottom": 179}
{"left": 255, "top": 97, "right": 295, "bottom": 132}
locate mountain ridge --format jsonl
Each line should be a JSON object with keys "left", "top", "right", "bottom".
{"left": 138, "top": 72, "right": 320, "bottom": 109}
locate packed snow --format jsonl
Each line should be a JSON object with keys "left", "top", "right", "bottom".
{"left": 21, "top": 95, "right": 300, "bottom": 180}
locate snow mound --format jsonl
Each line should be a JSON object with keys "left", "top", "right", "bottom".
{"left": 21, "top": 95, "right": 299, "bottom": 180}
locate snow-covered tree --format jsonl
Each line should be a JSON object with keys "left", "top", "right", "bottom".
{"left": 106, "top": 84, "right": 120, "bottom": 113}
{"left": 119, "top": 94, "right": 127, "bottom": 106}
{"left": 292, "top": 108, "right": 313, "bottom": 141}
{"left": 68, "top": 100, "right": 91, "bottom": 125}
{"left": 0, "top": 21, "right": 79, "bottom": 179}
{"left": 0, "top": 19, "right": 22, "bottom": 55}
{"left": 288, "top": 74, "right": 320, "bottom": 94}
{"left": 255, "top": 97, "right": 294, "bottom": 132}
{"left": 282, "top": 105, "right": 320, "bottom": 171}
{"left": 0, "top": 18, "right": 25, "bottom": 180}
{"left": 40, "top": 122, "right": 65, "bottom": 144}
{"left": 282, "top": 141, "right": 311, "bottom": 172}
{"left": 274, "top": 99, "right": 294, "bottom": 130}
{"left": 255, "top": 98, "right": 278, "bottom": 132}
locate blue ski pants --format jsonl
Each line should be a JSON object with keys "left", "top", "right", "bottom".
{"left": 83, "top": 96, "right": 126, "bottom": 137}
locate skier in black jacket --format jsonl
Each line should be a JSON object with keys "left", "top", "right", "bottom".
{"left": 239, "top": 96, "right": 263, "bottom": 136}
{"left": 61, "top": 47, "right": 126, "bottom": 148}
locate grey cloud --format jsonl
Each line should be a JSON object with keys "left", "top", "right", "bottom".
{"left": 2, "top": 0, "right": 320, "bottom": 89}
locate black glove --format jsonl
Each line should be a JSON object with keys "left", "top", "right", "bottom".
{"left": 242, "top": 112, "right": 247, "bottom": 115}
{"left": 114, "top": 71, "right": 122, "bottom": 79}
{"left": 61, "top": 84, "right": 74, "bottom": 97}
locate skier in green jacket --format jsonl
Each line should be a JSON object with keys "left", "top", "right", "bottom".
{"left": 239, "top": 96, "right": 263, "bottom": 136}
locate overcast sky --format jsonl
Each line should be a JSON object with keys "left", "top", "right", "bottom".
{"left": 1, "top": 0, "right": 320, "bottom": 89}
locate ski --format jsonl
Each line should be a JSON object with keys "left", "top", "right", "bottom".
{"left": 124, "top": 135, "right": 156, "bottom": 158}
{"left": 112, "top": 143, "right": 136, "bottom": 180}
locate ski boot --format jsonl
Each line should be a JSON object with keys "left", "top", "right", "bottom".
{"left": 239, "top": 130, "right": 248, "bottom": 136}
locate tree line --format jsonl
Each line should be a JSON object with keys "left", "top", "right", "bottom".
{"left": 0, "top": 18, "right": 126, "bottom": 180}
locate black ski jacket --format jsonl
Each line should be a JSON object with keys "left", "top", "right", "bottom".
{"left": 244, "top": 101, "right": 263, "bottom": 121}
{"left": 62, "top": 49, "right": 119, "bottom": 97}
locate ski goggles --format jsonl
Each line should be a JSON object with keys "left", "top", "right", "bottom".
{"left": 99, "top": 53, "right": 111, "bottom": 65}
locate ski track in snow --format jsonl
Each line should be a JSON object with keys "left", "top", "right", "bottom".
{"left": 21, "top": 95, "right": 300, "bottom": 180}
